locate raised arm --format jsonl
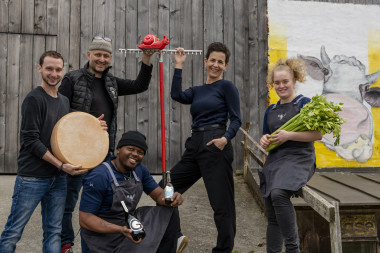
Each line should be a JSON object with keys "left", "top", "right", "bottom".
{"left": 116, "top": 61, "right": 153, "bottom": 96}
{"left": 169, "top": 48, "right": 194, "bottom": 104}
{"left": 141, "top": 51, "right": 153, "bottom": 66}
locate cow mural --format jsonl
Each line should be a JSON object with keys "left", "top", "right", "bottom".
{"left": 297, "top": 46, "right": 380, "bottom": 162}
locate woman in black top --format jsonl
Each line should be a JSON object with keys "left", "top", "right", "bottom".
{"left": 166, "top": 42, "right": 241, "bottom": 253}
{"left": 260, "top": 58, "right": 322, "bottom": 253}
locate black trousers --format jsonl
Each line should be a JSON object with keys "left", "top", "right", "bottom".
{"left": 265, "top": 189, "right": 300, "bottom": 253}
{"left": 156, "top": 207, "right": 180, "bottom": 253}
{"left": 161, "top": 128, "right": 236, "bottom": 253}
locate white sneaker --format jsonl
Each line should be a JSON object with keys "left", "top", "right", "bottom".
{"left": 176, "top": 235, "right": 189, "bottom": 253}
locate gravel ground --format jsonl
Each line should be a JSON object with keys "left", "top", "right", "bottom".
{"left": 0, "top": 174, "right": 267, "bottom": 253}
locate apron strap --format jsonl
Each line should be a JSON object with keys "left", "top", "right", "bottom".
{"left": 295, "top": 95, "right": 305, "bottom": 111}
{"left": 132, "top": 171, "right": 140, "bottom": 182}
{"left": 103, "top": 162, "right": 120, "bottom": 187}
{"left": 272, "top": 95, "right": 305, "bottom": 110}
{"left": 103, "top": 162, "right": 141, "bottom": 184}
{"left": 294, "top": 95, "right": 304, "bottom": 104}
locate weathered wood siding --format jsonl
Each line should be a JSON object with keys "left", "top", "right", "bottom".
{"left": 0, "top": 0, "right": 268, "bottom": 174}
{"left": 1, "top": 0, "right": 377, "bottom": 174}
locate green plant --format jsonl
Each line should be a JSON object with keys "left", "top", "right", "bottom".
{"left": 266, "top": 94, "right": 346, "bottom": 151}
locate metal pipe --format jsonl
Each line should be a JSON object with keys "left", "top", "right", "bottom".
{"left": 158, "top": 53, "right": 166, "bottom": 173}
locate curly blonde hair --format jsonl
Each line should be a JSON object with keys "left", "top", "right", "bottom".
{"left": 267, "top": 58, "right": 307, "bottom": 88}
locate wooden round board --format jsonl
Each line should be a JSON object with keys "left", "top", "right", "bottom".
{"left": 51, "top": 112, "right": 109, "bottom": 170}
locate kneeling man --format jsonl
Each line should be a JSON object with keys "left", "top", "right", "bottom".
{"left": 79, "top": 131, "right": 183, "bottom": 253}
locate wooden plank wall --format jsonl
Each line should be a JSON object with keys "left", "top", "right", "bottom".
{"left": 1, "top": 0, "right": 377, "bottom": 174}
{"left": 0, "top": 0, "right": 268, "bottom": 174}
{"left": 0, "top": 0, "right": 58, "bottom": 173}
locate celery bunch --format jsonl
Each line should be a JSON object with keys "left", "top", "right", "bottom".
{"left": 266, "top": 94, "right": 346, "bottom": 151}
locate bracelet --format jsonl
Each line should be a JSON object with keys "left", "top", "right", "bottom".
{"left": 58, "top": 162, "right": 64, "bottom": 172}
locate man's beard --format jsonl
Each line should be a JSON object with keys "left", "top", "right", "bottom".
{"left": 89, "top": 63, "right": 107, "bottom": 75}
{"left": 122, "top": 164, "right": 135, "bottom": 172}
{"left": 121, "top": 157, "right": 138, "bottom": 172}
{"left": 90, "top": 66, "right": 103, "bottom": 74}
{"left": 42, "top": 77, "right": 59, "bottom": 87}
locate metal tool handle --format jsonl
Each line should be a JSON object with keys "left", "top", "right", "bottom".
{"left": 119, "top": 48, "right": 202, "bottom": 55}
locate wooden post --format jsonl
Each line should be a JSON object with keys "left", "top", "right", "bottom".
{"left": 300, "top": 186, "right": 335, "bottom": 222}
{"left": 330, "top": 201, "right": 342, "bottom": 253}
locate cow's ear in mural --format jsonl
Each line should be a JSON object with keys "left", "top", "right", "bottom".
{"left": 297, "top": 46, "right": 380, "bottom": 163}
{"left": 360, "top": 82, "right": 380, "bottom": 107}
{"left": 297, "top": 54, "right": 332, "bottom": 82}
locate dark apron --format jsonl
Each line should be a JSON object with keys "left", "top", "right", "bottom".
{"left": 82, "top": 162, "right": 173, "bottom": 253}
{"left": 259, "top": 96, "right": 316, "bottom": 198}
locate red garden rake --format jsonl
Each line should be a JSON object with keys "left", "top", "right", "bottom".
{"left": 119, "top": 34, "right": 202, "bottom": 184}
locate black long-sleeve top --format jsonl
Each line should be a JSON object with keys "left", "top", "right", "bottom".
{"left": 17, "top": 86, "right": 70, "bottom": 177}
{"left": 59, "top": 63, "right": 153, "bottom": 101}
{"left": 171, "top": 68, "right": 241, "bottom": 141}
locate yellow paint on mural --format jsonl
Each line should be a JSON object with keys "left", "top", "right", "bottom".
{"left": 268, "top": 23, "right": 380, "bottom": 167}
{"left": 268, "top": 21, "right": 286, "bottom": 104}
{"left": 368, "top": 27, "right": 380, "bottom": 165}
{"left": 368, "top": 27, "right": 380, "bottom": 87}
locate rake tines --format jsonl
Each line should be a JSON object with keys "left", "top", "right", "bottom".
{"left": 118, "top": 48, "right": 203, "bottom": 56}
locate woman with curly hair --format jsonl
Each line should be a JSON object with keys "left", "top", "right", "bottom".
{"left": 260, "top": 58, "right": 322, "bottom": 253}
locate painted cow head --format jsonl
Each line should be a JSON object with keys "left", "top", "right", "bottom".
{"left": 299, "top": 46, "right": 380, "bottom": 106}
{"left": 297, "top": 46, "right": 380, "bottom": 162}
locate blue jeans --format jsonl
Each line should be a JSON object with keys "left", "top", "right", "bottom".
{"left": 61, "top": 173, "right": 86, "bottom": 246}
{"left": 0, "top": 175, "right": 67, "bottom": 253}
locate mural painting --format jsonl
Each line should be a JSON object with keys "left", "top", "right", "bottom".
{"left": 268, "top": 0, "right": 380, "bottom": 167}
